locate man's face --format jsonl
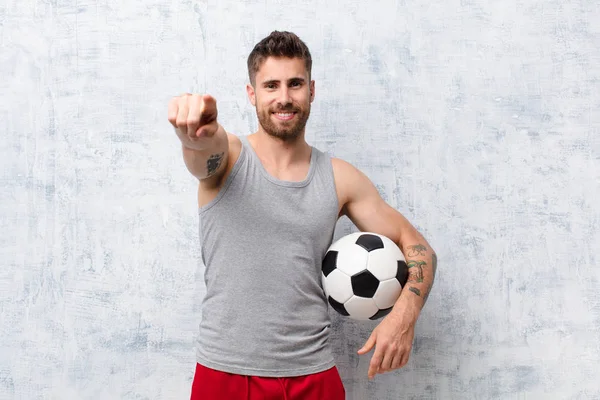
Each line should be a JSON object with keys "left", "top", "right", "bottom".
{"left": 247, "top": 57, "right": 315, "bottom": 141}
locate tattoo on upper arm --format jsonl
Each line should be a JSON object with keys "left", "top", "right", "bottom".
{"left": 409, "top": 287, "right": 421, "bottom": 296}
{"left": 206, "top": 152, "right": 225, "bottom": 176}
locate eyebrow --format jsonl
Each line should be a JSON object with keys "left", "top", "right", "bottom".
{"left": 262, "top": 77, "right": 306, "bottom": 86}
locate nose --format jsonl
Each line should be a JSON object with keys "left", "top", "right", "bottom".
{"left": 277, "top": 87, "right": 292, "bottom": 106}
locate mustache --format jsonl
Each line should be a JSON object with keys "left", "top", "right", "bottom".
{"left": 271, "top": 106, "right": 299, "bottom": 113}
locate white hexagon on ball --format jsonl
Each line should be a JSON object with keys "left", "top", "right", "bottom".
{"left": 366, "top": 249, "right": 400, "bottom": 281}
{"left": 344, "top": 295, "right": 380, "bottom": 320}
{"left": 372, "top": 278, "right": 403, "bottom": 309}
{"left": 323, "top": 269, "right": 354, "bottom": 304}
{"left": 330, "top": 237, "right": 369, "bottom": 277}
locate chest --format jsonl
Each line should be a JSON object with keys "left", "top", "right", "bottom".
{"left": 259, "top": 160, "right": 310, "bottom": 182}
{"left": 253, "top": 185, "right": 337, "bottom": 235}
{"left": 199, "top": 163, "right": 346, "bottom": 217}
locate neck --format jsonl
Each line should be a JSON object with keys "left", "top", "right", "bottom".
{"left": 250, "top": 129, "right": 311, "bottom": 168}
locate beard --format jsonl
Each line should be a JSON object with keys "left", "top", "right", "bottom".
{"left": 256, "top": 102, "right": 311, "bottom": 142}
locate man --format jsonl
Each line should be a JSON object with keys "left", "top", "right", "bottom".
{"left": 168, "top": 31, "right": 436, "bottom": 400}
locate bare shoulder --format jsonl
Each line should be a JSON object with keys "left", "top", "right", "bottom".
{"left": 331, "top": 157, "right": 368, "bottom": 189}
{"left": 331, "top": 157, "right": 390, "bottom": 229}
{"left": 331, "top": 157, "right": 358, "bottom": 178}
{"left": 331, "top": 157, "right": 374, "bottom": 214}
{"left": 226, "top": 132, "right": 242, "bottom": 161}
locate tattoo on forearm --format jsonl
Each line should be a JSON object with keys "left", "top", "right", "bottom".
{"left": 407, "top": 260, "right": 426, "bottom": 283}
{"left": 405, "top": 245, "right": 436, "bottom": 302}
{"left": 407, "top": 244, "right": 427, "bottom": 257}
{"left": 206, "top": 152, "right": 224, "bottom": 176}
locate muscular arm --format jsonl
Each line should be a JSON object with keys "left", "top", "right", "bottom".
{"left": 181, "top": 125, "right": 229, "bottom": 182}
{"left": 333, "top": 158, "right": 436, "bottom": 317}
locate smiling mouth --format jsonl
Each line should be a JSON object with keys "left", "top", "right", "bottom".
{"left": 272, "top": 112, "right": 296, "bottom": 121}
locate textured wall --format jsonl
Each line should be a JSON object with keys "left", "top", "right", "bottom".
{"left": 1, "top": 0, "right": 599, "bottom": 399}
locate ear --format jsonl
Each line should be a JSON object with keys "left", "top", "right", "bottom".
{"left": 309, "top": 80, "right": 315, "bottom": 103}
{"left": 246, "top": 83, "right": 256, "bottom": 106}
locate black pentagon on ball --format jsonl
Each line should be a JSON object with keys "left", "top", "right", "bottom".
{"left": 351, "top": 270, "right": 380, "bottom": 298}
{"left": 328, "top": 296, "right": 349, "bottom": 316}
{"left": 370, "top": 307, "right": 393, "bottom": 320}
{"left": 355, "top": 234, "right": 385, "bottom": 252}
{"left": 322, "top": 250, "right": 338, "bottom": 277}
{"left": 396, "top": 260, "right": 409, "bottom": 286}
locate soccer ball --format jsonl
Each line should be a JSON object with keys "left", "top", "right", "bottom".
{"left": 321, "top": 232, "right": 408, "bottom": 320}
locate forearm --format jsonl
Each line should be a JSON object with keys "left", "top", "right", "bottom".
{"left": 392, "top": 234, "right": 437, "bottom": 319}
{"left": 182, "top": 124, "right": 229, "bottom": 180}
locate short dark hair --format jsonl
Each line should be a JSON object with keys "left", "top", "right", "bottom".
{"left": 247, "top": 31, "right": 312, "bottom": 85}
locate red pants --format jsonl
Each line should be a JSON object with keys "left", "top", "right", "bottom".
{"left": 190, "top": 363, "right": 346, "bottom": 400}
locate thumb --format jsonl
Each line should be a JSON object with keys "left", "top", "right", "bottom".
{"left": 357, "top": 331, "right": 377, "bottom": 355}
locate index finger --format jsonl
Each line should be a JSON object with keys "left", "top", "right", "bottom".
{"left": 199, "top": 94, "right": 218, "bottom": 124}
{"left": 368, "top": 347, "right": 384, "bottom": 379}
{"left": 187, "top": 95, "right": 203, "bottom": 138}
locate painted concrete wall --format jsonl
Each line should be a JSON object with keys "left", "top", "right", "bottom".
{"left": 1, "top": 0, "right": 598, "bottom": 399}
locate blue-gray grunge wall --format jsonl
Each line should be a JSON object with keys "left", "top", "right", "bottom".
{"left": 1, "top": 1, "right": 598, "bottom": 399}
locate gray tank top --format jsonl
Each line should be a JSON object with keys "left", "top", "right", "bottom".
{"left": 195, "top": 135, "right": 339, "bottom": 377}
